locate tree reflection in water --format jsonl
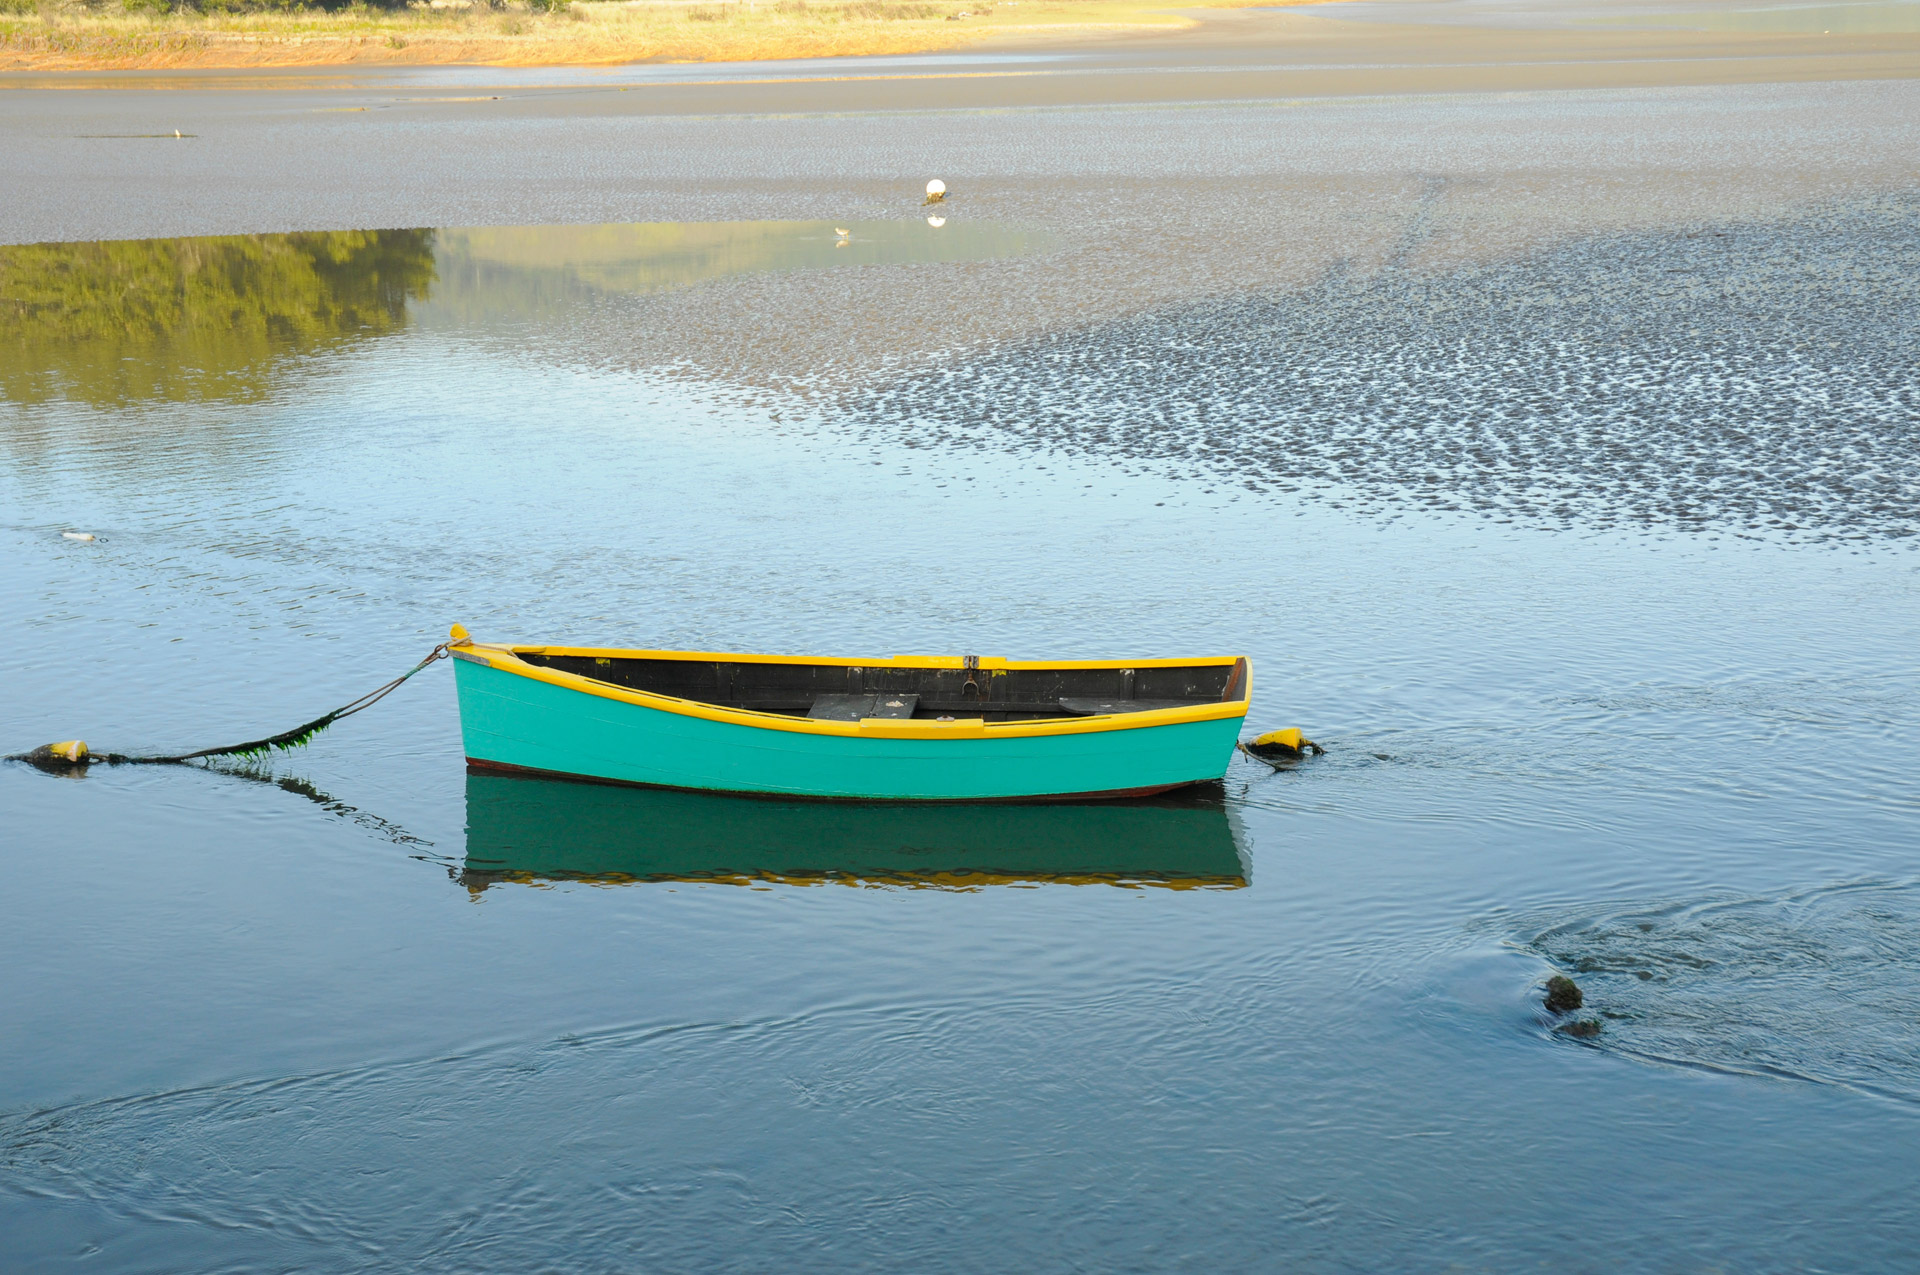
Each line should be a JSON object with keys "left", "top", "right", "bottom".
{"left": 0, "top": 229, "right": 437, "bottom": 406}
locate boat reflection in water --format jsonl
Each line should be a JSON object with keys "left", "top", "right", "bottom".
{"left": 458, "top": 773, "right": 1249, "bottom": 893}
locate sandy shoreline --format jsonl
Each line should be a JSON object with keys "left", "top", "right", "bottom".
{"left": 4, "top": 0, "right": 1918, "bottom": 87}
{"left": 1, "top": 0, "right": 1306, "bottom": 73}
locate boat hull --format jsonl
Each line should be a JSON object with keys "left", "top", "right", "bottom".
{"left": 452, "top": 655, "right": 1246, "bottom": 802}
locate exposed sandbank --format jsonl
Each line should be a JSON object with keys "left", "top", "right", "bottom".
{"left": 3, "top": 0, "right": 1916, "bottom": 86}
{"left": 2, "top": 0, "right": 1298, "bottom": 72}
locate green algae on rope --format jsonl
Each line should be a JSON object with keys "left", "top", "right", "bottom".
{"left": 9, "top": 643, "right": 449, "bottom": 772}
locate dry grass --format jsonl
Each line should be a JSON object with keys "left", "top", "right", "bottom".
{"left": 0, "top": 0, "right": 1301, "bottom": 71}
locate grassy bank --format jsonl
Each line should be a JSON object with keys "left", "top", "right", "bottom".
{"left": 0, "top": 0, "right": 1291, "bottom": 71}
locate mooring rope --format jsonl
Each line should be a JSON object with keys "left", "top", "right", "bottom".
{"left": 9, "top": 642, "right": 450, "bottom": 769}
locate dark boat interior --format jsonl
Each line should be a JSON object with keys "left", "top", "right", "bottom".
{"left": 514, "top": 652, "right": 1248, "bottom": 723}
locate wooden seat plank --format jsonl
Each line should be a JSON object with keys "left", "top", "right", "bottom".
{"left": 1057, "top": 697, "right": 1202, "bottom": 717}
{"left": 809, "top": 692, "right": 920, "bottom": 721}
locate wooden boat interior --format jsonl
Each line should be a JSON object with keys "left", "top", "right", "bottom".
{"left": 513, "top": 651, "right": 1249, "bottom": 724}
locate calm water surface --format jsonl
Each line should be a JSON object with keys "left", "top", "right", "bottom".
{"left": 3, "top": 209, "right": 1919, "bottom": 1271}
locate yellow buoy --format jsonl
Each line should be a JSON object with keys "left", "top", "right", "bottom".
{"left": 1241, "top": 728, "right": 1324, "bottom": 763}
{"left": 26, "top": 740, "right": 89, "bottom": 767}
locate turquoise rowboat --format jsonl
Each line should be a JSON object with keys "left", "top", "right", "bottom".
{"left": 447, "top": 626, "right": 1251, "bottom": 801}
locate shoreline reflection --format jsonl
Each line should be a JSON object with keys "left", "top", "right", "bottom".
{"left": 0, "top": 229, "right": 435, "bottom": 407}
{"left": 459, "top": 772, "right": 1248, "bottom": 892}
{"left": 1, "top": 219, "right": 1042, "bottom": 408}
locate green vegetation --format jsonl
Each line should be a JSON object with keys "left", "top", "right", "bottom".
{"left": 93, "top": 0, "right": 416, "bottom": 13}
{"left": 0, "top": 229, "right": 436, "bottom": 406}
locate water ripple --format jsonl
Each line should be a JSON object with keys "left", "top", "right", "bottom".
{"left": 1512, "top": 878, "right": 1920, "bottom": 1104}
{"left": 851, "top": 192, "right": 1920, "bottom": 542}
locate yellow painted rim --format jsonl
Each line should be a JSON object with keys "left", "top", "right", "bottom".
{"left": 451, "top": 637, "right": 1251, "bottom": 740}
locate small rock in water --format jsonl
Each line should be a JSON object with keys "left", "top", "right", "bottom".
{"left": 62, "top": 531, "right": 96, "bottom": 541}
{"left": 1544, "top": 974, "right": 1584, "bottom": 1013}
{"left": 1557, "top": 1018, "right": 1603, "bottom": 1039}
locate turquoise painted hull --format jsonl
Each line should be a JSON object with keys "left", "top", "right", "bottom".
{"left": 453, "top": 657, "right": 1245, "bottom": 801}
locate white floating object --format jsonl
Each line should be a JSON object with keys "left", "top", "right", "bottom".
{"left": 62, "top": 531, "right": 96, "bottom": 541}
{"left": 926, "top": 215, "right": 947, "bottom": 227}
{"left": 834, "top": 228, "right": 849, "bottom": 237}
{"left": 925, "top": 179, "right": 946, "bottom": 203}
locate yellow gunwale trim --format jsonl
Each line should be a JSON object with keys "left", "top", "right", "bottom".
{"left": 451, "top": 640, "right": 1252, "bottom": 741}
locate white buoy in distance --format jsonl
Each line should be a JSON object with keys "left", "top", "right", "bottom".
{"left": 924, "top": 179, "right": 946, "bottom": 205}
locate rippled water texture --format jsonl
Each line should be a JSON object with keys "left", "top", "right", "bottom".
{"left": 1516, "top": 879, "right": 1920, "bottom": 1102}
{"left": 3, "top": 191, "right": 1919, "bottom": 1271}
{"left": 854, "top": 193, "right": 1920, "bottom": 541}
